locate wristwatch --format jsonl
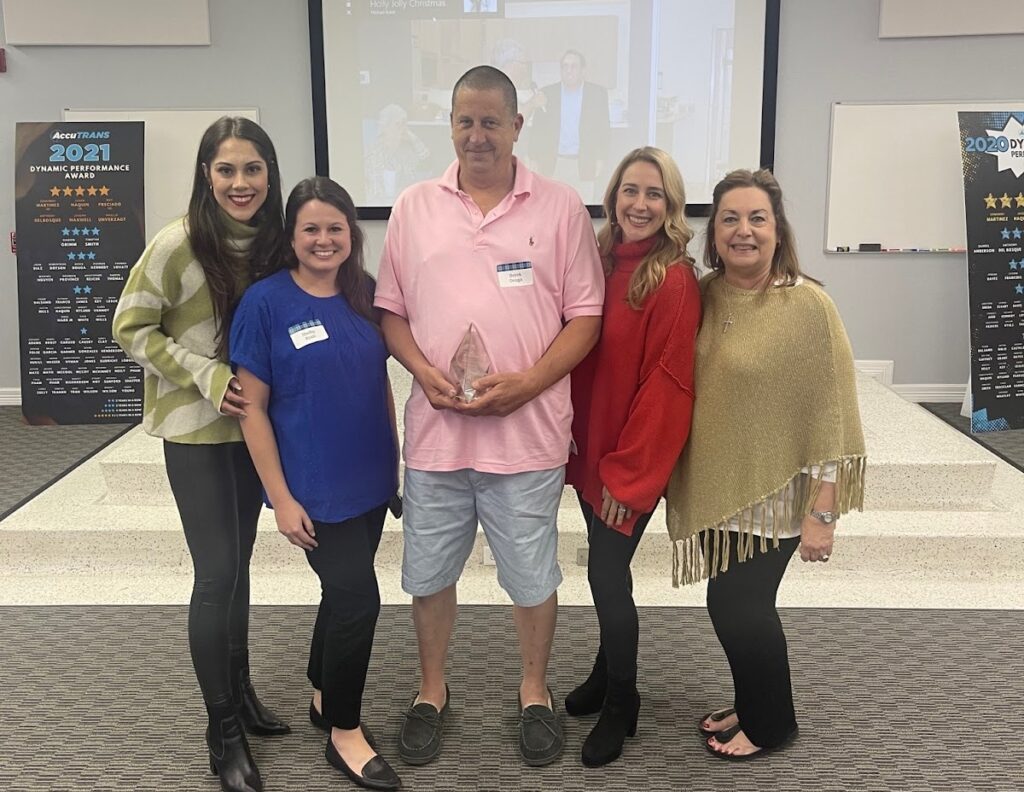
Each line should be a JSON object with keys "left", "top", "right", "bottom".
{"left": 809, "top": 510, "right": 836, "bottom": 525}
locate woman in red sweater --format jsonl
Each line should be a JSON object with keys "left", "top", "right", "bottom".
{"left": 564, "top": 147, "right": 701, "bottom": 767}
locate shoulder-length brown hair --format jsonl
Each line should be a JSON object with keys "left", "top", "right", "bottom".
{"left": 187, "top": 116, "right": 285, "bottom": 355}
{"left": 596, "top": 147, "right": 694, "bottom": 309}
{"left": 703, "top": 168, "right": 820, "bottom": 288}
{"left": 280, "top": 177, "right": 376, "bottom": 325}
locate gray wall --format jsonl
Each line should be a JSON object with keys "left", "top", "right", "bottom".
{"left": 2, "top": 0, "right": 1020, "bottom": 394}
{"left": 0, "top": 0, "right": 315, "bottom": 395}
{"left": 773, "top": 0, "right": 1020, "bottom": 385}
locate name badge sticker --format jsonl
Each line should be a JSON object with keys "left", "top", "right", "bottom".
{"left": 289, "top": 319, "right": 329, "bottom": 350}
{"left": 497, "top": 261, "right": 534, "bottom": 288}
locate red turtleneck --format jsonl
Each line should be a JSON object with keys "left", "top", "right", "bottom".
{"left": 565, "top": 237, "right": 701, "bottom": 536}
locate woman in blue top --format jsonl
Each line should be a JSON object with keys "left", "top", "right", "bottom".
{"left": 230, "top": 177, "right": 401, "bottom": 791}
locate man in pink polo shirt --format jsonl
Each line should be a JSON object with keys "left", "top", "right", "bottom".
{"left": 375, "top": 65, "right": 604, "bottom": 768}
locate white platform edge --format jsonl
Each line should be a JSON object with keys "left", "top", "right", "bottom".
{"left": 0, "top": 388, "right": 20, "bottom": 406}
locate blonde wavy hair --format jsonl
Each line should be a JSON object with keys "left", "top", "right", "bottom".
{"left": 597, "top": 147, "right": 694, "bottom": 309}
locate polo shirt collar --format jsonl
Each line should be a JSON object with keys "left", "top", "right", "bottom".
{"left": 440, "top": 156, "right": 534, "bottom": 199}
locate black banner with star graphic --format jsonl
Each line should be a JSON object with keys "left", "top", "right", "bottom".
{"left": 958, "top": 111, "right": 1024, "bottom": 432}
{"left": 14, "top": 121, "right": 145, "bottom": 424}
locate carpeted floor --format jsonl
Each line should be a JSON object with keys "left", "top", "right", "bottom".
{"left": 0, "top": 407, "right": 133, "bottom": 521}
{"left": 921, "top": 401, "right": 1024, "bottom": 473}
{"left": 0, "top": 605, "right": 1020, "bottom": 791}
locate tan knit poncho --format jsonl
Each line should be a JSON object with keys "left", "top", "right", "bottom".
{"left": 665, "top": 275, "right": 867, "bottom": 585}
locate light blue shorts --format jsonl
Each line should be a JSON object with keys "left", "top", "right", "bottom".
{"left": 401, "top": 466, "right": 564, "bottom": 607}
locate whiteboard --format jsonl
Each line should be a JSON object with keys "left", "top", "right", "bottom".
{"left": 825, "top": 101, "right": 1023, "bottom": 253}
{"left": 64, "top": 108, "right": 260, "bottom": 240}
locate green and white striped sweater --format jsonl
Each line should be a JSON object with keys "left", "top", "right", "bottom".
{"left": 113, "top": 217, "right": 256, "bottom": 444}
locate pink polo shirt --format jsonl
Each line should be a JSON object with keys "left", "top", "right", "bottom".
{"left": 375, "top": 158, "right": 604, "bottom": 474}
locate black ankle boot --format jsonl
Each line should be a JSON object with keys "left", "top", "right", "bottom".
{"left": 580, "top": 677, "right": 640, "bottom": 767}
{"left": 565, "top": 646, "right": 607, "bottom": 717}
{"left": 207, "top": 713, "right": 264, "bottom": 792}
{"left": 234, "top": 667, "right": 291, "bottom": 736}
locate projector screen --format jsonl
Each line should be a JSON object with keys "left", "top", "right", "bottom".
{"left": 310, "top": 0, "right": 778, "bottom": 216}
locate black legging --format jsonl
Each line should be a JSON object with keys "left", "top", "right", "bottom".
{"left": 305, "top": 504, "right": 388, "bottom": 729}
{"left": 164, "top": 441, "right": 263, "bottom": 720}
{"left": 706, "top": 535, "right": 800, "bottom": 749}
{"left": 578, "top": 492, "right": 654, "bottom": 681}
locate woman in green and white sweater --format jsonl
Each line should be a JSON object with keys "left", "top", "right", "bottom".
{"left": 114, "top": 117, "right": 286, "bottom": 792}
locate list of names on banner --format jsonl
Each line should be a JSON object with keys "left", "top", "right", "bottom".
{"left": 958, "top": 111, "right": 1024, "bottom": 432}
{"left": 15, "top": 121, "right": 145, "bottom": 424}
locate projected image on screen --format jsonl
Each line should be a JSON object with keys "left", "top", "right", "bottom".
{"left": 320, "top": 0, "right": 769, "bottom": 210}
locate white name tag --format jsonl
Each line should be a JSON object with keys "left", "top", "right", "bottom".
{"left": 497, "top": 261, "right": 534, "bottom": 288}
{"left": 289, "top": 319, "right": 329, "bottom": 350}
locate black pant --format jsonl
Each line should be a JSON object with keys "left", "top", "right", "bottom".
{"left": 305, "top": 503, "right": 388, "bottom": 730}
{"left": 578, "top": 492, "right": 654, "bottom": 681}
{"left": 706, "top": 535, "right": 800, "bottom": 749}
{"left": 163, "top": 441, "right": 263, "bottom": 719}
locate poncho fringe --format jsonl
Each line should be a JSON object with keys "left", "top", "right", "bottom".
{"left": 671, "top": 455, "right": 867, "bottom": 586}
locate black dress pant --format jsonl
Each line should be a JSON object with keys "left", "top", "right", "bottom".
{"left": 305, "top": 503, "right": 388, "bottom": 730}
{"left": 578, "top": 492, "right": 654, "bottom": 681}
{"left": 706, "top": 535, "right": 800, "bottom": 749}
{"left": 163, "top": 441, "right": 263, "bottom": 719}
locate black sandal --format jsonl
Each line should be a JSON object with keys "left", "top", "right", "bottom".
{"left": 697, "top": 707, "right": 736, "bottom": 737}
{"left": 704, "top": 723, "right": 798, "bottom": 761}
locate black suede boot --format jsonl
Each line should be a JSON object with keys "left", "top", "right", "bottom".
{"left": 580, "top": 676, "right": 639, "bottom": 767}
{"left": 207, "top": 712, "right": 264, "bottom": 792}
{"left": 564, "top": 646, "right": 607, "bottom": 717}
{"left": 233, "top": 662, "right": 291, "bottom": 736}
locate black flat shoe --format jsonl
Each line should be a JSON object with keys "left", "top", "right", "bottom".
{"left": 236, "top": 670, "right": 291, "bottom": 736}
{"left": 326, "top": 737, "right": 402, "bottom": 791}
{"left": 308, "top": 701, "right": 378, "bottom": 749}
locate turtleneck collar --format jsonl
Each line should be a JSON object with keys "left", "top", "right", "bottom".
{"left": 222, "top": 212, "right": 260, "bottom": 240}
{"left": 611, "top": 235, "right": 658, "bottom": 274}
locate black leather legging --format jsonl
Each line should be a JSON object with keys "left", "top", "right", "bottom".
{"left": 164, "top": 440, "right": 262, "bottom": 718}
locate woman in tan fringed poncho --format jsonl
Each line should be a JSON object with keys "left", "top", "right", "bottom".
{"left": 665, "top": 169, "right": 866, "bottom": 760}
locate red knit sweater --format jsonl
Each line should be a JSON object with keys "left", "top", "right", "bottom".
{"left": 565, "top": 238, "right": 701, "bottom": 536}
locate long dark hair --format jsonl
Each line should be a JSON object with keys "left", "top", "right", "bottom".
{"left": 282, "top": 177, "right": 376, "bottom": 324}
{"left": 186, "top": 116, "right": 285, "bottom": 355}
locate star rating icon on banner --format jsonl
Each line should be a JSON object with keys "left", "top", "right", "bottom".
{"left": 49, "top": 184, "right": 110, "bottom": 198}
{"left": 1017, "top": 193, "right": 1024, "bottom": 208}
{"left": 1003, "top": 228, "right": 1012, "bottom": 239}
{"left": 1010, "top": 260, "right": 1019, "bottom": 270}
{"left": 1016, "top": 284, "right": 1024, "bottom": 295}
{"left": 60, "top": 226, "right": 102, "bottom": 238}
{"left": 1000, "top": 193, "right": 1013, "bottom": 208}
{"left": 985, "top": 193, "right": 998, "bottom": 209}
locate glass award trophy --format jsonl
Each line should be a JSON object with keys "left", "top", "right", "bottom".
{"left": 449, "top": 324, "right": 492, "bottom": 403}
